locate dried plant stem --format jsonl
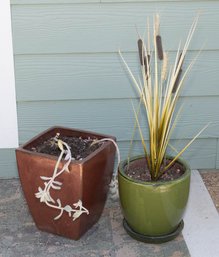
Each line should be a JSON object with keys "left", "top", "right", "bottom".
{"left": 35, "top": 137, "right": 89, "bottom": 221}
{"left": 120, "top": 15, "right": 206, "bottom": 180}
{"left": 161, "top": 52, "right": 168, "bottom": 81}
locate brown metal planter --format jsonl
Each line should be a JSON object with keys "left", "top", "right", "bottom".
{"left": 16, "top": 126, "right": 116, "bottom": 240}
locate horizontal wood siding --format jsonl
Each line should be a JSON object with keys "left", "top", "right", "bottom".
{"left": 11, "top": 0, "right": 213, "bottom": 4}
{"left": 1, "top": 0, "right": 218, "bottom": 178}
{"left": 11, "top": 2, "right": 219, "bottom": 54}
{"left": 119, "top": 139, "right": 217, "bottom": 169}
{"left": 14, "top": 51, "right": 219, "bottom": 101}
{"left": 0, "top": 149, "right": 18, "bottom": 179}
{"left": 17, "top": 97, "right": 219, "bottom": 143}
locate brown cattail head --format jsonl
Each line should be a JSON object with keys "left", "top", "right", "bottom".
{"left": 144, "top": 54, "right": 150, "bottom": 78}
{"left": 144, "top": 54, "right": 151, "bottom": 65}
{"left": 155, "top": 14, "right": 163, "bottom": 60}
{"left": 172, "top": 68, "right": 182, "bottom": 93}
{"left": 176, "top": 53, "right": 183, "bottom": 71}
{"left": 138, "top": 39, "right": 150, "bottom": 78}
{"left": 172, "top": 52, "right": 184, "bottom": 93}
{"left": 138, "top": 39, "right": 145, "bottom": 65}
{"left": 156, "top": 35, "right": 163, "bottom": 60}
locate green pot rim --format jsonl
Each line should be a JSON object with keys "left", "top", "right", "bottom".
{"left": 118, "top": 155, "right": 191, "bottom": 186}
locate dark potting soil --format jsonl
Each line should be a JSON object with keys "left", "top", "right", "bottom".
{"left": 30, "top": 135, "right": 103, "bottom": 161}
{"left": 125, "top": 157, "right": 185, "bottom": 182}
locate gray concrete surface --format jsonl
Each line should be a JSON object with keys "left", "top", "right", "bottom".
{"left": 0, "top": 179, "right": 190, "bottom": 257}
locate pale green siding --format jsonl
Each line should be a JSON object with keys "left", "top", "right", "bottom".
{"left": 10, "top": 3, "right": 219, "bottom": 54}
{"left": 14, "top": 51, "right": 219, "bottom": 101}
{"left": 17, "top": 97, "right": 219, "bottom": 143}
{"left": 1, "top": 0, "right": 219, "bottom": 178}
{"left": 0, "top": 150, "right": 17, "bottom": 179}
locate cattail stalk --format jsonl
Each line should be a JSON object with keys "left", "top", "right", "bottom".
{"left": 155, "top": 14, "right": 163, "bottom": 60}
{"left": 144, "top": 54, "right": 150, "bottom": 78}
{"left": 161, "top": 52, "right": 168, "bottom": 81}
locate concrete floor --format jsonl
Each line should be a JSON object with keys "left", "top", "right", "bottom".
{"left": 182, "top": 170, "right": 219, "bottom": 257}
{"left": 0, "top": 170, "right": 218, "bottom": 257}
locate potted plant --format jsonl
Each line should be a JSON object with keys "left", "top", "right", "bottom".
{"left": 118, "top": 15, "right": 207, "bottom": 243}
{"left": 16, "top": 126, "right": 116, "bottom": 240}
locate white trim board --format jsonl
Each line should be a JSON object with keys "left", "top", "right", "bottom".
{"left": 0, "top": 0, "right": 18, "bottom": 148}
{"left": 183, "top": 170, "right": 219, "bottom": 257}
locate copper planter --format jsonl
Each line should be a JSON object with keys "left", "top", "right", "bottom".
{"left": 16, "top": 126, "right": 116, "bottom": 240}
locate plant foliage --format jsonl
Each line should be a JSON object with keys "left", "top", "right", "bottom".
{"left": 119, "top": 15, "right": 207, "bottom": 180}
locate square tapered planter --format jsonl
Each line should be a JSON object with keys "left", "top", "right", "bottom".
{"left": 16, "top": 126, "right": 116, "bottom": 240}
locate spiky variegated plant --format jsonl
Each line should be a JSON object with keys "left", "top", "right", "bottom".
{"left": 119, "top": 15, "right": 207, "bottom": 181}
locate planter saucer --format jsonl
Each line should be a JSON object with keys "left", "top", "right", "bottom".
{"left": 123, "top": 219, "right": 184, "bottom": 244}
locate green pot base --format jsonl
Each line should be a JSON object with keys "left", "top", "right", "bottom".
{"left": 123, "top": 219, "right": 184, "bottom": 244}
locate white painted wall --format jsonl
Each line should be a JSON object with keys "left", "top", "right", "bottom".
{"left": 0, "top": 0, "right": 18, "bottom": 148}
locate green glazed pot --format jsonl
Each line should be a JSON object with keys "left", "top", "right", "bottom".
{"left": 118, "top": 155, "right": 191, "bottom": 237}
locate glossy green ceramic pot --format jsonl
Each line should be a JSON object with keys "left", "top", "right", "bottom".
{"left": 118, "top": 155, "right": 191, "bottom": 237}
